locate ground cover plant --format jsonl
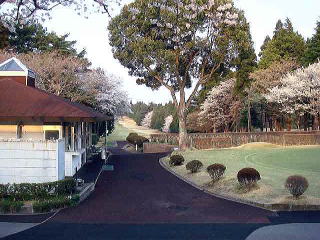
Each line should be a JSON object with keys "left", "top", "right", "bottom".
{"left": 163, "top": 144, "right": 320, "bottom": 207}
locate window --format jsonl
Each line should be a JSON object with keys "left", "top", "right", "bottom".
{"left": 45, "top": 130, "right": 59, "bottom": 140}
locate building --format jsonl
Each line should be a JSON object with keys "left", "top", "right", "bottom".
{"left": 0, "top": 57, "right": 111, "bottom": 184}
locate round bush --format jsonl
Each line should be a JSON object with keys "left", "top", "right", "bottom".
{"left": 237, "top": 168, "right": 261, "bottom": 187}
{"left": 186, "top": 160, "right": 203, "bottom": 173}
{"left": 135, "top": 136, "right": 149, "bottom": 148}
{"left": 169, "top": 155, "right": 185, "bottom": 166}
{"left": 285, "top": 175, "right": 309, "bottom": 198}
{"left": 126, "top": 133, "right": 139, "bottom": 144}
{"left": 207, "top": 164, "right": 226, "bottom": 182}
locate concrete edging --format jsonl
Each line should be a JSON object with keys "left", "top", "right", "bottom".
{"left": 159, "top": 157, "right": 320, "bottom": 212}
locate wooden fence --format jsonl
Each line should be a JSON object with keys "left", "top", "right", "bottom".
{"left": 150, "top": 131, "right": 320, "bottom": 150}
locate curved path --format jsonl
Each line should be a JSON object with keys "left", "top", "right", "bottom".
{"left": 3, "top": 143, "right": 320, "bottom": 239}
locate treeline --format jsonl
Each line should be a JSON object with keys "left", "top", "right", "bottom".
{"left": 129, "top": 102, "right": 179, "bottom": 133}
{"left": 129, "top": 18, "right": 320, "bottom": 133}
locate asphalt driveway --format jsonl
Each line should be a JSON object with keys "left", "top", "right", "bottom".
{"left": 3, "top": 143, "right": 320, "bottom": 239}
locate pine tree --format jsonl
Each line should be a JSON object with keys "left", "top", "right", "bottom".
{"left": 259, "top": 18, "right": 306, "bottom": 69}
{"left": 9, "top": 22, "right": 86, "bottom": 57}
{"left": 303, "top": 21, "right": 320, "bottom": 65}
{"left": 0, "top": 23, "right": 9, "bottom": 49}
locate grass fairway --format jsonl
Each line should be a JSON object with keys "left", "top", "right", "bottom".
{"left": 106, "top": 117, "right": 161, "bottom": 147}
{"left": 166, "top": 144, "right": 320, "bottom": 206}
{"left": 106, "top": 123, "right": 133, "bottom": 147}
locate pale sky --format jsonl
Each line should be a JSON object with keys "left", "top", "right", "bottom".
{"left": 44, "top": 0, "right": 320, "bottom": 104}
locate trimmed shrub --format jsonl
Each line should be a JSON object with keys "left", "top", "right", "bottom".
{"left": 33, "top": 195, "right": 77, "bottom": 213}
{"left": 126, "top": 133, "right": 139, "bottom": 144}
{"left": 135, "top": 136, "right": 149, "bottom": 148}
{"left": 0, "top": 178, "right": 76, "bottom": 201}
{"left": 285, "top": 175, "right": 309, "bottom": 198}
{"left": 207, "top": 164, "right": 226, "bottom": 182}
{"left": 237, "top": 168, "right": 261, "bottom": 187}
{"left": 186, "top": 160, "right": 203, "bottom": 173}
{"left": 0, "top": 199, "right": 23, "bottom": 213}
{"left": 169, "top": 155, "right": 185, "bottom": 166}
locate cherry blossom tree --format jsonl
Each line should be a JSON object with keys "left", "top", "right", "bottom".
{"left": 141, "top": 111, "right": 153, "bottom": 128}
{"left": 199, "top": 78, "right": 238, "bottom": 132}
{"left": 265, "top": 62, "right": 320, "bottom": 118}
{"left": 0, "top": 51, "right": 129, "bottom": 116}
{"left": 162, "top": 115, "right": 173, "bottom": 133}
{"left": 78, "top": 69, "right": 130, "bottom": 116}
{"left": 109, "top": 0, "right": 241, "bottom": 149}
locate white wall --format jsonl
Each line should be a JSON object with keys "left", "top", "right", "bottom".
{"left": 0, "top": 139, "right": 65, "bottom": 184}
{"left": 65, "top": 151, "right": 81, "bottom": 177}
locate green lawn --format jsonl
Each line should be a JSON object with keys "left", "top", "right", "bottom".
{"left": 166, "top": 145, "right": 320, "bottom": 204}
{"left": 105, "top": 123, "right": 133, "bottom": 147}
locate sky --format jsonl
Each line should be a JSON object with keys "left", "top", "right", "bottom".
{"left": 44, "top": 0, "right": 320, "bottom": 104}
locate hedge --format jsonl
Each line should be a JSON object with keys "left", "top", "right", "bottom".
{"left": 0, "top": 178, "right": 76, "bottom": 201}
{"left": 0, "top": 199, "right": 23, "bottom": 213}
{"left": 33, "top": 195, "right": 80, "bottom": 213}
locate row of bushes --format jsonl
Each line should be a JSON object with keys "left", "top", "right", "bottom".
{"left": 126, "top": 133, "right": 149, "bottom": 148}
{"left": 0, "top": 199, "right": 24, "bottom": 213}
{"left": 33, "top": 195, "right": 80, "bottom": 213}
{"left": 170, "top": 155, "right": 309, "bottom": 198}
{"left": 0, "top": 178, "right": 76, "bottom": 201}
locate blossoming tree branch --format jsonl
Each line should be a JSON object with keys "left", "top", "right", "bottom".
{"left": 109, "top": 0, "right": 246, "bottom": 149}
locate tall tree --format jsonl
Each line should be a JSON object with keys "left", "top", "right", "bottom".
{"left": 198, "top": 10, "right": 257, "bottom": 101}
{"left": 259, "top": 18, "right": 306, "bottom": 69}
{"left": 9, "top": 22, "right": 86, "bottom": 57}
{"left": 303, "top": 20, "right": 320, "bottom": 65}
{"left": 109, "top": 0, "right": 248, "bottom": 149}
{"left": 0, "top": 22, "right": 9, "bottom": 49}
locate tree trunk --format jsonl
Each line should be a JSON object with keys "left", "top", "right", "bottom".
{"left": 178, "top": 113, "right": 188, "bottom": 150}
{"left": 178, "top": 88, "right": 188, "bottom": 150}
{"left": 247, "top": 100, "right": 251, "bottom": 132}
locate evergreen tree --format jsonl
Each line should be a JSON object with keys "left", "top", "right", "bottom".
{"left": 197, "top": 10, "right": 257, "bottom": 102}
{"left": 9, "top": 22, "right": 86, "bottom": 57}
{"left": 259, "top": 19, "right": 306, "bottom": 69}
{"left": 259, "top": 35, "right": 271, "bottom": 57}
{"left": 303, "top": 21, "right": 320, "bottom": 65}
{"left": 0, "top": 23, "right": 9, "bottom": 49}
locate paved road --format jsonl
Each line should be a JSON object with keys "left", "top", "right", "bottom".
{"left": 2, "top": 144, "right": 320, "bottom": 239}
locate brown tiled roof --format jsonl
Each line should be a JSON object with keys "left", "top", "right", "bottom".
{"left": 0, "top": 79, "right": 111, "bottom": 122}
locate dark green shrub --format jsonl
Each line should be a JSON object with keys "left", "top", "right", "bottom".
{"left": 207, "top": 164, "right": 226, "bottom": 182}
{"left": 0, "top": 200, "right": 23, "bottom": 213}
{"left": 55, "top": 178, "right": 76, "bottom": 195}
{"left": 70, "top": 194, "right": 80, "bottom": 206}
{"left": 33, "top": 196, "right": 77, "bottom": 213}
{"left": 285, "top": 175, "right": 309, "bottom": 198}
{"left": 126, "top": 133, "right": 139, "bottom": 144}
{"left": 0, "top": 178, "right": 76, "bottom": 201}
{"left": 135, "top": 136, "right": 149, "bottom": 148}
{"left": 237, "top": 168, "right": 261, "bottom": 187}
{"left": 186, "top": 160, "right": 203, "bottom": 173}
{"left": 169, "top": 155, "right": 185, "bottom": 166}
